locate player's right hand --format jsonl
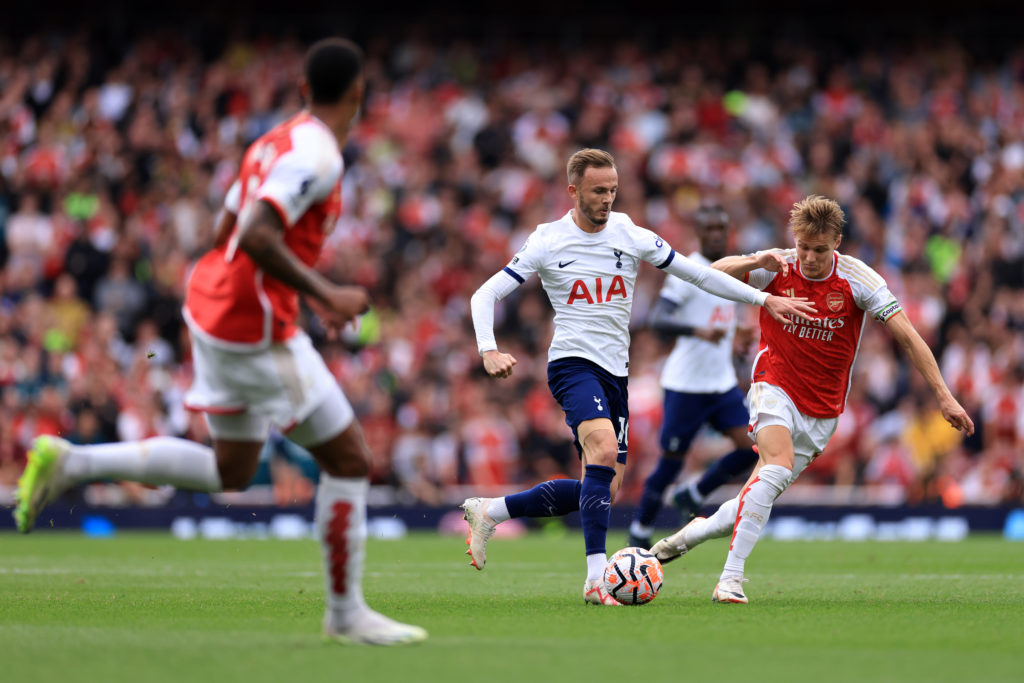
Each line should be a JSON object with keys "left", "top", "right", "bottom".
{"left": 755, "top": 251, "right": 790, "bottom": 275}
{"left": 763, "top": 294, "right": 817, "bottom": 325}
{"left": 939, "top": 395, "right": 975, "bottom": 436}
{"left": 482, "top": 350, "right": 518, "bottom": 379}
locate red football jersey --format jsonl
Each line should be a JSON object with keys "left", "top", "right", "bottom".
{"left": 184, "top": 112, "right": 342, "bottom": 347}
{"left": 746, "top": 250, "right": 902, "bottom": 418}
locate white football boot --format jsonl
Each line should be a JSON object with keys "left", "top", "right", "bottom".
{"left": 650, "top": 516, "right": 706, "bottom": 564}
{"left": 583, "top": 579, "right": 621, "bottom": 606}
{"left": 712, "top": 576, "right": 749, "bottom": 604}
{"left": 460, "top": 497, "right": 497, "bottom": 570}
{"left": 324, "top": 609, "right": 428, "bottom": 646}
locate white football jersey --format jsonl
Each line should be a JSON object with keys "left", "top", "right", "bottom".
{"left": 502, "top": 210, "right": 675, "bottom": 376}
{"left": 658, "top": 252, "right": 740, "bottom": 393}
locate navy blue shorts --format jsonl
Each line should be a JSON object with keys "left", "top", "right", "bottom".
{"left": 659, "top": 386, "right": 748, "bottom": 454}
{"left": 547, "top": 357, "right": 629, "bottom": 465}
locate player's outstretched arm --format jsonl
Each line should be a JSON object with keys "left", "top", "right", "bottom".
{"left": 237, "top": 200, "right": 368, "bottom": 329}
{"left": 886, "top": 311, "right": 975, "bottom": 435}
{"left": 664, "top": 252, "right": 815, "bottom": 324}
{"left": 470, "top": 270, "right": 521, "bottom": 379}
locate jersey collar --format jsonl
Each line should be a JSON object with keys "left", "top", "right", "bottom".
{"left": 566, "top": 210, "right": 610, "bottom": 236}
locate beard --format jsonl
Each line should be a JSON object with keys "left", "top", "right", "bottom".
{"left": 581, "top": 206, "right": 609, "bottom": 226}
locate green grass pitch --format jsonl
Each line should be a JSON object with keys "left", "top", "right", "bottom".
{"left": 1, "top": 530, "right": 1021, "bottom": 683}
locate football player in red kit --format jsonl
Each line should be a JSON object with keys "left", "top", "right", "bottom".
{"left": 652, "top": 194, "right": 974, "bottom": 604}
{"left": 15, "top": 38, "right": 426, "bottom": 645}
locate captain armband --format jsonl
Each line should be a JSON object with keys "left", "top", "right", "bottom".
{"left": 875, "top": 301, "right": 903, "bottom": 323}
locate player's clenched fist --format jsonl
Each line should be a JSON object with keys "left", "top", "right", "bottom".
{"left": 310, "top": 285, "right": 370, "bottom": 332}
{"left": 482, "top": 350, "right": 518, "bottom": 378}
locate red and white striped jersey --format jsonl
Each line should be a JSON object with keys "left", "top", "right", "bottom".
{"left": 184, "top": 112, "right": 342, "bottom": 348}
{"left": 745, "top": 250, "right": 902, "bottom": 418}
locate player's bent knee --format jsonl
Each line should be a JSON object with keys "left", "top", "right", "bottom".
{"left": 581, "top": 428, "right": 619, "bottom": 468}
{"left": 307, "top": 423, "right": 371, "bottom": 479}
{"left": 586, "top": 446, "right": 618, "bottom": 469}
{"left": 212, "top": 441, "right": 263, "bottom": 490}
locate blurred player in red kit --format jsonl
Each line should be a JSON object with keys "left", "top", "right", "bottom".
{"left": 15, "top": 38, "right": 426, "bottom": 645}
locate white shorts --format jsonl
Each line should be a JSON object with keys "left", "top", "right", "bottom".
{"left": 184, "top": 328, "right": 354, "bottom": 445}
{"left": 746, "top": 382, "right": 839, "bottom": 480}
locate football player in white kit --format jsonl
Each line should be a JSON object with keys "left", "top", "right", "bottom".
{"left": 626, "top": 205, "right": 759, "bottom": 550}
{"left": 461, "top": 149, "right": 817, "bottom": 605}
{"left": 14, "top": 38, "right": 426, "bottom": 645}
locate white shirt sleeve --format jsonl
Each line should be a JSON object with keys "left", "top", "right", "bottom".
{"left": 745, "top": 268, "right": 778, "bottom": 290}
{"left": 470, "top": 270, "right": 523, "bottom": 354}
{"left": 502, "top": 229, "right": 547, "bottom": 283}
{"left": 744, "top": 249, "right": 789, "bottom": 290}
{"left": 256, "top": 125, "right": 341, "bottom": 228}
{"left": 224, "top": 180, "right": 241, "bottom": 214}
{"left": 471, "top": 228, "right": 547, "bottom": 354}
{"left": 633, "top": 225, "right": 676, "bottom": 269}
{"left": 660, "top": 252, "right": 769, "bottom": 306}
{"left": 845, "top": 257, "right": 903, "bottom": 322}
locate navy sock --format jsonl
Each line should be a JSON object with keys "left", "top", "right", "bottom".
{"left": 696, "top": 448, "right": 758, "bottom": 497}
{"left": 505, "top": 479, "right": 581, "bottom": 518}
{"left": 580, "top": 464, "right": 616, "bottom": 556}
{"left": 634, "top": 456, "right": 684, "bottom": 526}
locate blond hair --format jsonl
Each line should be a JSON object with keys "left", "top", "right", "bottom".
{"left": 567, "top": 148, "right": 615, "bottom": 186}
{"left": 789, "top": 195, "right": 845, "bottom": 241}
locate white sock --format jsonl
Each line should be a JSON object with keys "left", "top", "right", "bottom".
{"left": 629, "top": 520, "right": 653, "bottom": 539}
{"left": 688, "top": 481, "right": 705, "bottom": 504}
{"left": 64, "top": 437, "right": 221, "bottom": 491}
{"left": 721, "top": 464, "right": 791, "bottom": 580}
{"left": 486, "top": 497, "right": 510, "bottom": 523}
{"left": 316, "top": 475, "right": 369, "bottom": 628}
{"left": 586, "top": 553, "right": 607, "bottom": 582}
{"left": 685, "top": 496, "right": 740, "bottom": 547}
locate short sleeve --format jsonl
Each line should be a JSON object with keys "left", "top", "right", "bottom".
{"left": 256, "top": 125, "right": 341, "bottom": 228}
{"left": 224, "top": 180, "right": 241, "bottom": 214}
{"left": 501, "top": 228, "right": 547, "bottom": 284}
{"left": 745, "top": 268, "right": 778, "bottom": 290}
{"left": 843, "top": 257, "right": 903, "bottom": 322}
{"left": 861, "top": 285, "right": 903, "bottom": 322}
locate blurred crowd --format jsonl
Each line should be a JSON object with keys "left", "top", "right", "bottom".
{"left": 1, "top": 26, "right": 1022, "bottom": 509}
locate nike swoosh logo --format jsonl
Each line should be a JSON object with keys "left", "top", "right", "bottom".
{"left": 558, "top": 260, "right": 577, "bottom": 268}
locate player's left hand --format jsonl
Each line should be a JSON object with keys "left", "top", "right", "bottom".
{"left": 940, "top": 395, "right": 975, "bottom": 435}
{"left": 763, "top": 294, "right": 817, "bottom": 325}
